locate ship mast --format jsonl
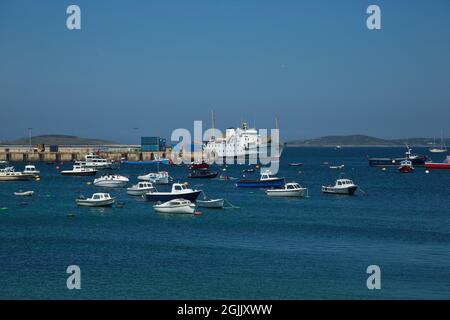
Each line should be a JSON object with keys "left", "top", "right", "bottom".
{"left": 211, "top": 110, "right": 215, "bottom": 139}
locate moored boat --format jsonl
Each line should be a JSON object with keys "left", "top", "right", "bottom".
{"left": 75, "top": 153, "right": 119, "bottom": 170}
{"left": 266, "top": 182, "right": 308, "bottom": 197}
{"left": 137, "top": 171, "right": 169, "bottom": 184}
{"left": 14, "top": 190, "right": 34, "bottom": 196}
{"left": 23, "top": 165, "right": 40, "bottom": 176}
{"left": 188, "top": 162, "right": 210, "bottom": 170}
{"left": 126, "top": 181, "right": 156, "bottom": 196}
{"left": 76, "top": 193, "right": 115, "bottom": 207}
{"left": 93, "top": 174, "right": 129, "bottom": 188}
{"left": 0, "top": 167, "right": 34, "bottom": 181}
{"left": 368, "top": 146, "right": 428, "bottom": 167}
{"left": 61, "top": 165, "right": 98, "bottom": 176}
{"left": 429, "top": 131, "right": 447, "bottom": 153}
{"left": 122, "top": 159, "right": 170, "bottom": 165}
{"left": 153, "top": 199, "right": 196, "bottom": 214}
{"left": 188, "top": 169, "right": 219, "bottom": 179}
{"left": 398, "top": 160, "right": 414, "bottom": 173}
{"left": 322, "top": 179, "right": 358, "bottom": 195}
{"left": 143, "top": 182, "right": 202, "bottom": 202}
{"left": 236, "top": 170, "right": 285, "bottom": 188}
{"left": 196, "top": 198, "right": 225, "bottom": 208}
{"left": 288, "top": 162, "right": 303, "bottom": 167}
{"left": 425, "top": 156, "right": 450, "bottom": 169}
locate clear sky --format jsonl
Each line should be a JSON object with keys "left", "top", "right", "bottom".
{"left": 1, "top": 0, "right": 449, "bottom": 143}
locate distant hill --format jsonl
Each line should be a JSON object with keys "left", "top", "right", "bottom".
{"left": 285, "top": 135, "right": 449, "bottom": 147}
{"left": 3, "top": 134, "right": 119, "bottom": 145}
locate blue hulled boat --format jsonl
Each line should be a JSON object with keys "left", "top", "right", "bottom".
{"left": 122, "top": 159, "right": 170, "bottom": 165}
{"left": 236, "top": 171, "right": 285, "bottom": 188}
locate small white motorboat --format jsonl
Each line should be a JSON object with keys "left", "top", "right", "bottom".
{"left": 93, "top": 174, "right": 129, "bottom": 188}
{"left": 322, "top": 179, "right": 358, "bottom": 195}
{"left": 126, "top": 181, "right": 156, "bottom": 196}
{"left": 14, "top": 190, "right": 34, "bottom": 196}
{"left": 153, "top": 198, "right": 196, "bottom": 214}
{"left": 23, "top": 165, "right": 40, "bottom": 176}
{"left": 196, "top": 198, "right": 225, "bottom": 208}
{"left": 137, "top": 171, "right": 169, "bottom": 184}
{"left": 329, "top": 164, "right": 345, "bottom": 169}
{"left": 266, "top": 182, "right": 308, "bottom": 197}
{"left": 76, "top": 193, "right": 115, "bottom": 207}
{"left": 61, "top": 165, "right": 98, "bottom": 176}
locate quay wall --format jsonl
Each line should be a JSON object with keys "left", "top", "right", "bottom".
{"left": 0, "top": 145, "right": 174, "bottom": 163}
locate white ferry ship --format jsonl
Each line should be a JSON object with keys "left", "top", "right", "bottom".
{"left": 203, "top": 120, "right": 282, "bottom": 161}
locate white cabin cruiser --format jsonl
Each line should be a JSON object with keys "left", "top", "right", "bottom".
{"left": 137, "top": 171, "right": 169, "bottom": 184}
{"left": 61, "top": 165, "right": 98, "bottom": 176}
{"left": 76, "top": 193, "right": 115, "bottom": 207}
{"left": 127, "top": 181, "right": 156, "bottom": 196}
{"left": 0, "top": 166, "right": 34, "bottom": 181}
{"left": 75, "top": 153, "right": 119, "bottom": 170}
{"left": 322, "top": 179, "right": 358, "bottom": 195}
{"left": 93, "top": 174, "right": 129, "bottom": 188}
{"left": 266, "top": 182, "right": 308, "bottom": 197}
{"left": 153, "top": 199, "right": 196, "bottom": 214}
{"left": 23, "top": 165, "right": 40, "bottom": 176}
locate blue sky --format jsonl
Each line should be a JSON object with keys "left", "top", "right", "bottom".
{"left": 1, "top": 0, "right": 449, "bottom": 143}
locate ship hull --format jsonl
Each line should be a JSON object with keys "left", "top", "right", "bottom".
{"left": 425, "top": 163, "right": 450, "bottom": 169}
{"left": 368, "top": 157, "right": 427, "bottom": 167}
{"left": 144, "top": 190, "right": 202, "bottom": 202}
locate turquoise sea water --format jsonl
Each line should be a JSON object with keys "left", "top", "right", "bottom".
{"left": 0, "top": 147, "right": 449, "bottom": 299}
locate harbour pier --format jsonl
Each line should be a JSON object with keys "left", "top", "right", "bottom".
{"left": 0, "top": 145, "right": 171, "bottom": 163}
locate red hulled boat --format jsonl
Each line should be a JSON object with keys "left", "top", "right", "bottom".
{"left": 425, "top": 156, "right": 450, "bottom": 170}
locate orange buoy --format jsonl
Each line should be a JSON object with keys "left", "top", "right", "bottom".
{"left": 194, "top": 211, "right": 202, "bottom": 216}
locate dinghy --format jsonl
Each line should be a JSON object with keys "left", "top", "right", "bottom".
{"left": 196, "top": 198, "right": 224, "bottom": 208}
{"left": 14, "top": 190, "right": 34, "bottom": 196}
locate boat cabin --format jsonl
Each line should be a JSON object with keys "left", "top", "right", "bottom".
{"left": 24, "top": 165, "right": 38, "bottom": 172}
{"left": 137, "top": 182, "right": 154, "bottom": 189}
{"left": 260, "top": 170, "right": 276, "bottom": 181}
{"left": 335, "top": 179, "right": 354, "bottom": 187}
{"left": 91, "top": 193, "right": 112, "bottom": 200}
{"left": 400, "top": 160, "right": 413, "bottom": 166}
{"left": 168, "top": 199, "right": 191, "bottom": 206}
{"left": 285, "top": 182, "right": 302, "bottom": 190}
{"left": 171, "top": 183, "right": 192, "bottom": 192}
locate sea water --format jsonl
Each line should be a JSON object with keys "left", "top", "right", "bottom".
{"left": 0, "top": 147, "right": 449, "bottom": 299}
